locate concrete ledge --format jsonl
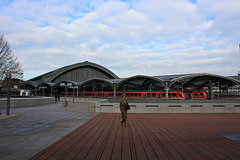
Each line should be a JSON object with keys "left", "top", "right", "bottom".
{"left": 61, "top": 97, "right": 107, "bottom": 103}
{"left": 0, "top": 97, "right": 55, "bottom": 109}
{"left": 94, "top": 102, "right": 240, "bottom": 113}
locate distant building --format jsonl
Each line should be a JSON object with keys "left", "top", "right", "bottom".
{"left": 0, "top": 78, "right": 22, "bottom": 96}
{"left": 21, "top": 61, "right": 240, "bottom": 99}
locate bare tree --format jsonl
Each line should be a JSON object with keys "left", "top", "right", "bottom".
{"left": 0, "top": 33, "right": 23, "bottom": 91}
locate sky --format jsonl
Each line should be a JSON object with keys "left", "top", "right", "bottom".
{"left": 0, "top": 0, "right": 240, "bottom": 80}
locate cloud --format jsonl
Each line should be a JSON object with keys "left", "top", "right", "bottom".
{"left": 0, "top": 0, "right": 239, "bottom": 80}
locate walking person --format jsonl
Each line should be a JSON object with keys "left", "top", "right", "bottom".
{"left": 120, "top": 95, "right": 129, "bottom": 127}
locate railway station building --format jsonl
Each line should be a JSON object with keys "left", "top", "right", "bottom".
{"left": 21, "top": 61, "right": 240, "bottom": 99}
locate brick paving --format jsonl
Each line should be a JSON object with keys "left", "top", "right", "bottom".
{"left": 31, "top": 113, "right": 240, "bottom": 160}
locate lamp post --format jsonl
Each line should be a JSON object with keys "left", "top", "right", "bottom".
{"left": 60, "top": 82, "right": 71, "bottom": 107}
{"left": 70, "top": 85, "right": 78, "bottom": 103}
{"left": 76, "top": 86, "right": 79, "bottom": 97}
{"left": 67, "top": 83, "right": 72, "bottom": 104}
{"left": 72, "top": 86, "right": 74, "bottom": 103}
{"left": 64, "top": 84, "right": 67, "bottom": 106}
{"left": 150, "top": 84, "right": 152, "bottom": 92}
{"left": 6, "top": 72, "right": 11, "bottom": 116}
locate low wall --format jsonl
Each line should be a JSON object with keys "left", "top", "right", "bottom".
{"left": 0, "top": 97, "right": 55, "bottom": 109}
{"left": 94, "top": 103, "right": 240, "bottom": 113}
{"left": 62, "top": 97, "right": 105, "bottom": 103}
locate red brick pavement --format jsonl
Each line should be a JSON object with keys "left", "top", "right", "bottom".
{"left": 31, "top": 113, "right": 240, "bottom": 160}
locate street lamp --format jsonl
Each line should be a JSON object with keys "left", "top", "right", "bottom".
{"left": 76, "top": 86, "right": 79, "bottom": 97}
{"left": 70, "top": 85, "right": 74, "bottom": 103}
{"left": 4, "top": 70, "right": 23, "bottom": 116}
{"left": 60, "top": 82, "right": 72, "bottom": 107}
{"left": 69, "top": 85, "right": 78, "bottom": 103}
{"left": 150, "top": 84, "right": 152, "bottom": 92}
{"left": 6, "top": 72, "right": 11, "bottom": 116}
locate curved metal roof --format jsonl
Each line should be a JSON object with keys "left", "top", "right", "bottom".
{"left": 48, "top": 61, "right": 119, "bottom": 82}
{"left": 169, "top": 73, "right": 240, "bottom": 89}
{"left": 78, "top": 77, "right": 114, "bottom": 92}
{"left": 154, "top": 73, "right": 198, "bottom": 82}
{"left": 80, "top": 78, "right": 114, "bottom": 87}
{"left": 37, "top": 82, "right": 56, "bottom": 87}
{"left": 21, "top": 81, "right": 39, "bottom": 88}
{"left": 23, "top": 61, "right": 240, "bottom": 93}
{"left": 116, "top": 75, "right": 166, "bottom": 91}
{"left": 28, "top": 61, "right": 119, "bottom": 83}
{"left": 116, "top": 75, "right": 165, "bottom": 87}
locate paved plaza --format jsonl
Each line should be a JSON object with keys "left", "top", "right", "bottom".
{"left": 0, "top": 101, "right": 97, "bottom": 160}
{"left": 1, "top": 102, "right": 240, "bottom": 160}
{"left": 31, "top": 113, "right": 240, "bottom": 160}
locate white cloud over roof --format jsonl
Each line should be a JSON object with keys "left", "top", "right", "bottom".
{"left": 0, "top": 0, "right": 239, "bottom": 80}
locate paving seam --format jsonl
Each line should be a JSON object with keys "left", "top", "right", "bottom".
{"left": 130, "top": 114, "right": 150, "bottom": 160}
{"left": 136, "top": 114, "right": 173, "bottom": 160}
{"left": 100, "top": 113, "right": 120, "bottom": 160}
{"left": 156, "top": 114, "right": 218, "bottom": 160}
{"left": 94, "top": 113, "right": 118, "bottom": 160}
{"left": 121, "top": 122, "right": 124, "bottom": 160}
{"left": 49, "top": 113, "right": 102, "bottom": 159}
{"left": 0, "top": 112, "right": 84, "bottom": 151}
{"left": 130, "top": 113, "right": 149, "bottom": 160}
{"left": 48, "top": 113, "right": 103, "bottom": 159}
{"left": 30, "top": 113, "right": 102, "bottom": 159}
{"left": 68, "top": 114, "right": 109, "bottom": 159}
{"left": 127, "top": 116, "right": 137, "bottom": 160}
{"left": 144, "top": 114, "right": 186, "bottom": 160}
{"left": 177, "top": 114, "right": 240, "bottom": 159}
{"left": 121, "top": 117, "right": 132, "bottom": 160}
{"left": 198, "top": 115, "right": 240, "bottom": 159}
{"left": 46, "top": 114, "right": 102, "bottom": 160}
{"left": 83, "top": 113, "right": 116, "bottom": 159}
{"left": 110, "top": 114, "right": 122, "bottom": 160}
{"left": 29, "top": 113, "right": 240, "bottom": 160}
{"left": 147, "top": 114, "right": 202, "bottom": 160}
{"left": 134, "top": 114, "right": 160, "bottom": 160}
{"left": 154, "top": 114, "right": 240, "bottom": 160}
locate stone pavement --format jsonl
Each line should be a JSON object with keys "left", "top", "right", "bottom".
{"left": 1, "top": 102, "right": 240, "bottom": 160}
{"left": 0, "top": 101, "right": 97, "bottom": 160}
{"left": 31, "top": 113, "right": 240, "bottom": 160}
